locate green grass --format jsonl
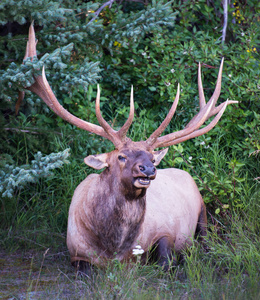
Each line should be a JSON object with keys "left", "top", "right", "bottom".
{"left": 0, "top": 128, "right": 259, "bottom": 299}
{"left": 1, "top": 214, "right": 259, "bottom": 299}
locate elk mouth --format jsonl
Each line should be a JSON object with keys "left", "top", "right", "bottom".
{"left": 133, "top": 177, "right": 152, "bottom": 188}
{"left": 137, "top": 177, "right": 151, "bottom": 185}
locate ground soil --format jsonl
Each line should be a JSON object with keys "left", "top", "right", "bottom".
{"left": 0, "top": 249, "right": 80, "bottom": 299}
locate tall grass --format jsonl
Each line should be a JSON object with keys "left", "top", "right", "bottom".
{"left": 0, "top": 127, "right": 259, "bottom": 299}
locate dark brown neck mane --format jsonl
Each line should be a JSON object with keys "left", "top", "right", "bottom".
{"left": 88, "top": 172, "right": 147, "bottom": 257}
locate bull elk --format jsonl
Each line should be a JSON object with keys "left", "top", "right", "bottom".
{"left": 22, "top": 24, "right": 237, "bottom": 272}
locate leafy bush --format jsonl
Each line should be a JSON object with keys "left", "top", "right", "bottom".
{"left": 0, "top": 0, "right": 259, "bottom": 219}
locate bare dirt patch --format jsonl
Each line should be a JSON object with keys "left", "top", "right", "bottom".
{"left": 0, "top": 249, "right": 83, "bottom": 299}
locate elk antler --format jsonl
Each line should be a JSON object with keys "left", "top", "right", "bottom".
{"left": 95, "top": 84, "right": 134, "bottom": 147}
{"left": 146, "top": 59, "right": 238, "bottom": 149}
{"left": 21, "top": 24, "right": 237, "bottom": 151}
{"left": 22, "top": 23, "right": 134, "bottom": 148}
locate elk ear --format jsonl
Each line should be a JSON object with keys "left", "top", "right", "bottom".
{"left": 152, "top": 148, "right": 168, "bottom": 166}
{"left": 84, "top": 153, "right": 109, "bottom": 170}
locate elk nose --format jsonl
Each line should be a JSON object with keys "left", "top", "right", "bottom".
{"left": 139, "top": 165, "right": 156, "bottom": 177}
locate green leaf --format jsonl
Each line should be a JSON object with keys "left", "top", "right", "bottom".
{"left": 148, "top": 86, "right": 157, "bottom": 91}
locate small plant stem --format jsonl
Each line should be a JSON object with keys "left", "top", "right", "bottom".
{"left": 232, "top": 164, "right": 236, "bottom": 199}
{"left": 35, "top": 248, "right": 49, "bottom": 292}
{"left": 23, "top": 131, "right": 29, "bottom": 165}
{"left": 205, "top": 162, "right": 230, "bottom": 201}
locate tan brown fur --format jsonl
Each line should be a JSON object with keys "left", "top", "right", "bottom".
{"left": 66, "top": 144, "right": 206, "bottom": 268}
{"left": 21, "top": 24, "right": 237, "bottom": 270}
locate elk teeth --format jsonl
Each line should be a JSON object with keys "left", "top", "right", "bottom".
{"left": 138, "top": 178, "right": 150, "bottom": 185}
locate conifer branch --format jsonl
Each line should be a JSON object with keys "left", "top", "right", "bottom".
{"left": 0, "top": 149, "right": 70, "bottom": 198}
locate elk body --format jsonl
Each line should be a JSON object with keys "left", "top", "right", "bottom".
{"left": 22, "top": 25, "right": 237, "bottom": 271}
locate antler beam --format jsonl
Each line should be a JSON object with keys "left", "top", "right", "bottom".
{"left": 20, "top": 23, "right": 238, "bottom": 151}
{"left": 22, "top": 23, "right": 135, "bottom": 148}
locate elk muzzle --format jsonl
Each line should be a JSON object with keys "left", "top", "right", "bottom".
{"left": 133, "top": 163, "right": 156, "bottom": 188}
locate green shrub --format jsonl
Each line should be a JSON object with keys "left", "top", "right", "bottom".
{"left": 0, "top": 0, "right": 259, "bottom": 221}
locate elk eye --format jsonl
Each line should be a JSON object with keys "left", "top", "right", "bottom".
{"left": 152, "top": 159, "right": 155, "bottom": 164}
{"left": 118, "top": 155, "right": 126, "bottom": 162}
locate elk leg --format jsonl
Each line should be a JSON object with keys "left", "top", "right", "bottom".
{"left": 157, "top": 236, "right": 177, "bottom": 271}
{"left": 195, "top": 203, "right": 207, "bottom": 239}
{"left": 72, "top": 260, "right": 94, "bottom": 276}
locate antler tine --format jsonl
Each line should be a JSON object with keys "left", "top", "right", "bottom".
{"left": 95, "top": 85, "right": 123, "bottom": 147}
{"left": 157, "top": 100, "right": 229, "bottom": 148}
{"left": 95, "top": 85, "right": 136, "bottom": 147}
{"left": 150, "top": 95, "right": 215, "bottom": 149}
{"left": 24, "top": 22, "right": 37, "bottom": 62}
{"left": 117, "top": 85, "right": 135, "bottom": 141}
{"left": 28, "top": 67, "right": 110, "bottom": 139}
{"left": 198, "top": 62, "right": 206, "bottom": 110}
{"left": 16, "top": 23, "right": 37, "bottom": 114}
{"left": 146, "top": 84, "right": 180, "bottom": 146}
{"left": 185, "top": 58, "right": 224, "bottom": 129}
{"left": 210, "top": 57, "right": 224, "bottom": 107}
{"left": 149, "top": 59, "right": 238, "bottom": 149}
{"left": 196, "top": 59, "right": 239, "bottom": 119}
{"left": 22, "top": 23, "right": 136, "bottom": 147}
{"left": 23, "top": 24, "right": 113, "bottom": 141}
{"left": 147, "top": 60, "right": 223, "bottom": 149}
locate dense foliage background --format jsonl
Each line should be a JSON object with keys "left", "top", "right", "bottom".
{"left": 0, "top": 0, "right": 259, "bottom": 298}
{"left": 1, "top": 0, "right": 259, "bottom": 218}
{"left": 1, "top": 0, "right": 259, "bottom": 227}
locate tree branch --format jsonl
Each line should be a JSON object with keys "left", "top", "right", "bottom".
{"left": 222, "top": 0, "right": 228, "bottom": 45}
{"left": 87, "top": 0, "right": 149, "bottom": 25}
{"left": 87, "top": 0, "right": 117, "bottom": 25}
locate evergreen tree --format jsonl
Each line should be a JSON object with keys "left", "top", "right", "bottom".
{"left": 0, "top": 0, "right": 259, "bottom": 201}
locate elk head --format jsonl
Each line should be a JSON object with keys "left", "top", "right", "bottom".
{"left": 21, "top": 24, "right": 238, "bottom": 198}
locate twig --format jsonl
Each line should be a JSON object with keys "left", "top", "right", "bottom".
{"left": 249, "top": 149, "right": 260, "bottom": 157}
{"left": 4, "top": 127, "right": 39, "bottom": 134}
{"left": 87, "top": 0, "right": 117, "bottom": 25}
{"left": 87, "top": 0, "right": 148, "bottom": 25}
{"left": 4, "top": 127, "right": 62, "bottom": 135}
